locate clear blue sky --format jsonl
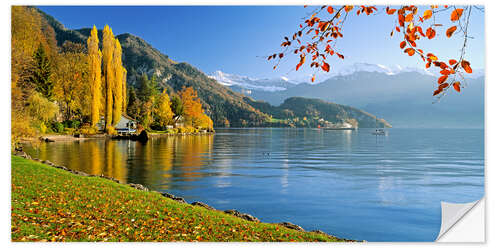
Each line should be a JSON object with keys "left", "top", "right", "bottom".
{"left": 37, "top": 6, "right": 485, "bottom": 79}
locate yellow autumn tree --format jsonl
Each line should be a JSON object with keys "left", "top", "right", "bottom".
{"left": 87, "top": 26, "right": 101, "bottom": 127}
{"left": 122, "top": 67, "right": 127, "bottom": 113}
{"left": 112, "top": 38, "right": 123, "bottom": 125}
{"left": 199, "top": 113, "right": 214, "bottom": 130}
{"left": 179, "top": 86, "right": 203, "bottom": 126}
{"left": 155, "top": 90, "right": 175, "bottom": 128}
{"left": 102, "top": 25, "right": 115, "bottom": 132}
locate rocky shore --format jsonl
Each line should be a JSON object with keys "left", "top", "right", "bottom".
{"left": 12, "top": 149, "right": 358, "bottom": 242}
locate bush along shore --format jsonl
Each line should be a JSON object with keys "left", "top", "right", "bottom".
{"left": 11, "top": 152, "right": 356, "bottom": 242}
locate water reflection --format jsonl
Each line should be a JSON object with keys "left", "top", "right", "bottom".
{"left": 24, "top": 134, "right": 214, "bottom": 187}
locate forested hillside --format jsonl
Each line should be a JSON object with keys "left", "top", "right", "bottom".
{"left": 35, "top": 8, "right": 270, "bottom": 127}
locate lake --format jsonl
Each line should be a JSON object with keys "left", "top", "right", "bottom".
{"left": 23, "top": 128, "right": 484, "bottom": 241}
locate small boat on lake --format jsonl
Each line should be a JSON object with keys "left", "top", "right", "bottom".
{"left": 372, "top": 116, "right": 387, "bottom": 135}
{"left": 372, "top": 129, "right": 387, "bottom": 135}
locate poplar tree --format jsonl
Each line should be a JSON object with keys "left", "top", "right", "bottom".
{"left": 112, "top": 38, "right": 123, "bottom": 125}
{"left": 102, "top": 25, "right": 115, "bottom": 131}
{"left": 87, "top": 25, "right": 101, "bottom": 127}
{"left": 122, "top": 67, "right": 127, "bottom": 113}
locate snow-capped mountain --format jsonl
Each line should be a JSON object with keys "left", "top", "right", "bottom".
{"left": 209, "top": 63, "right": 484, "bottom": 92}
{"left": 208, "top": 70, "right": 297, "bottom": 92}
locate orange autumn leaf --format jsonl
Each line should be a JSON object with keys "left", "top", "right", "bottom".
{"left": 440, "top": 69, "right": 451, "bottom": 75}
{"left": 405, "top": 13, "right": 414, "bottom": 22}
{"left": 327, "top": 6, "right": 334, "bottom": 14}
{"left": 386, "top": 8, "right": 396, "bottom": 15}
{"left": 453, "top": 82, "right": 461, "bottom": 92}
{"left": 449, "top": 59, "right": 458, "bottom": 65}
{"left": 451, "top": 8, "right": 464, "bottom": 22}
{"left": 446, "top": 26, "right": 457, "bottom": 38}
{"left": 427, "top": 53, "right": 438, "bottom": 61}
{"left": 404, "top": 48, "right": 415, "bottom": 56}
{"left": 426, "top": 27, "right": 436, "bottom": 39}
{"left": 321, "top": 62, "right": 330, "bottom": 72}
{"left": 296, "top": 55, "right": 306, "bottom": 71}
{"left": 345, "top": 5, "right": 353, "bottom": 12}
{"left": 438, "top": 75, "right": 448, "bottom": 84}
{"left": 461, "top": 60, "right": 472, "bottom": 73}
{"left": 400, "top": 41, "right": 406, "bottom": 49}
{"left": 423, "top": 9, "right": 433, "bottom": 20}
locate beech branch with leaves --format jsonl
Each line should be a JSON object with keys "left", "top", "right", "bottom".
{"left": 268, "top": 5, "right": 477, "bottom": 97}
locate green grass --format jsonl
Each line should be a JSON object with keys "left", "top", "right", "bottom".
{"left": 11, "top": 156, "right": 346, "bottom": 242}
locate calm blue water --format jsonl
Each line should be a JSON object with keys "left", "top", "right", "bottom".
{"left": 24, "top": 128, "right": 484, "bottom": 241}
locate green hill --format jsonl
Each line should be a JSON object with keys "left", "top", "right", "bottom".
{"left": 245, "top": 97, "right": 391, "bottom": 128}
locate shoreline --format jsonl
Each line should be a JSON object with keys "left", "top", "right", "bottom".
{"left": 20, "top": 130, "right": 216, "bottom": 144}
{"left": 12, "top": 149, "right": 358, "bottom": 242}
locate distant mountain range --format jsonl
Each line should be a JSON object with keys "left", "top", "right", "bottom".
{"left": 210, "top": 65, "right": 484, "bottom": 128}
{"left": 35, "top": 7, "right": 390, "bottom": 128}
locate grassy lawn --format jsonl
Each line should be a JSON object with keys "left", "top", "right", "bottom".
{"left": 11, "top": 156, "right": 346, "bottom": 242}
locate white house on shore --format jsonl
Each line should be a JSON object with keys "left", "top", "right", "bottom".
{"left": 97, "top": 114, "right": 137, "bottom": 134}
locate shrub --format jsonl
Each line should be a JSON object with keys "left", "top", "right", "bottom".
{"left": 79, "top": 123, "right": 97, "bottom": 135}
{"left": 52, "top": 122, "right": 64, "bottom": 133}
{"left": 105, "top": 127, "right": 117, "bottom": 135}
{"left": 62, "top": 120, "right": 81, "bottom": 129}
{"left": 39, "top": 122, "right": 47, "bottom": 134}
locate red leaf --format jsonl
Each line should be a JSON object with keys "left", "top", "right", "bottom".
{"left": 386, "top": 8, "right": 396, "bottom": 15}
{"left": 321, "top": 62, "right": 330, "bottom": 72}
{"left": 404, "top": 48, "right": 415, "bottom": 56}
{"left": 451, "top": 9, "right": 464, "bottom": 22}
{"left": 438, "top": 75, "right": 448, "bottom": 84}
{"left": 426, "top": 27, "right": 436, "bottom": 39}
{"left": 440, "top": 69, "right": 451, "bottom": 75}
{"left": 449, "top": 59, "right": 457, "bottom": 65}
{"left": 400, "top": 41, "right": 406, "bottom": 49}
{"left": 461, "top": 60, "right": 472, "bottom": 73}
{"left": 453, "top": 82, "right": 461, "bottom": 92}
{"left": 327, "top": 6, "right": 334, "bottom": 14}
{"left": 446, "top": 26, "right": 457, "bottom": 38}
{"left": 405, "top": 13, "right": 413, "bottom": 22}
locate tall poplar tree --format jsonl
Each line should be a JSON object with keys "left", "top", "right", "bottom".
{"left": 122, "top": 67, "right": 127, "bottom": 113}
{"left": 87, "top": 26, "right": 101, "bottom": 127}
{"left": 102, "top": 25, "right": 115, "bottom": 131}
{"left": 112, "top": 38, "right": 123, "bottom": 125}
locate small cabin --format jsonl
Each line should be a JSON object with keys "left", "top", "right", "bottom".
{"left": 96, "top": 114, "right": 137, "bottom": 134}
{"left": 174, "top": 115, "right": 185, "bottom": 128}
{"left": 115, "top": 114, "right": 137, "bottom": 134}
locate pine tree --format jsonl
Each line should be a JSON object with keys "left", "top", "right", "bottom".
{"left": 170, "top": 94, "right": 184, "bottom": 118}
{"left": 87, "top": 26, "right": 102, "bottom": 127}
{"left": 138, "top": 73, "right": 149, "bottom": 102}
{"left": 30, "top": 44, "right": 53, "bottom": 100}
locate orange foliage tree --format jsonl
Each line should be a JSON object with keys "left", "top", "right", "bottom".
{"left": 179, "top": 86, "right": 214, "bottom": 129}
{"left": 179, "top": 86, "right": 203, "bottom": 125}
{"left": 268, "top": 5, "right": 479, "bottom": 97}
